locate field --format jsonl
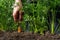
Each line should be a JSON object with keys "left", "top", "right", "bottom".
{"left": 0, "top": 0, "right": 60, "bottom": 40}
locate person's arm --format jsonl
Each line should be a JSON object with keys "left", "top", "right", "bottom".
{"left": 13, "top": 0, "right": 23, "bottom": 22}
{"left": 15, "top": 0, "right": 22, "bottom": 8}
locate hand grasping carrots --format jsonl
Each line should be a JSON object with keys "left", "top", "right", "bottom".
{"left": 13, "top": 0, "right": 23, "bottom": 22}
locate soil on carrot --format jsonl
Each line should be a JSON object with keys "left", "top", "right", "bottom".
{"left": 0, "top": 31, "right": 60, "bottom": 40}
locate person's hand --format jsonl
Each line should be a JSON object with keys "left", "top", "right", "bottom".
{"left": 13, "top": 0, "right": 23, "bottom": 22}
{"left": 13, "top": 6, "right": 20, "bottom": 22}
{"left": 13, "top": 6, "right": 24, "bottom": 22}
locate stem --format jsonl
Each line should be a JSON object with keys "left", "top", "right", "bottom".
{"left": 51, "top": 19, "right": 54, "bottom": 34}
{"left": 51, "top": 10, "right": 55, "bottom": 34}
{"left": 17, "top": 22, "right": 22, "bottom": 33}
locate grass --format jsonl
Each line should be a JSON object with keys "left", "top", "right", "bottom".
{"left": 0, "top": 0, "right": 60, "bottom": 34}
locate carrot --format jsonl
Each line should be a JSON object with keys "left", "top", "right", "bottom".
{"left": 18, "top": 26, "right": 22, "bottom": 33}
{"left": 17, "top": 22, "right": 22, "bottom": 33}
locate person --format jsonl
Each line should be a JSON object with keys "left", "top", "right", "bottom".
{"left": 13, "top": 0, "right": 23, "bottom": 22}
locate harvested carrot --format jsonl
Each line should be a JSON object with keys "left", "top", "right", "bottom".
{"left": 18, "top": 26, "right": 22, "bottom": 33}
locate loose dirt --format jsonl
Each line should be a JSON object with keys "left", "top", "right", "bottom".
{"left": 0, "top": 31, "right": 60, "bottom": 40}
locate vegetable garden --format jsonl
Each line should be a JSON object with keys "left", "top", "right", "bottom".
{"left": 0, "top": 0, "right": 60, "bottom": 40}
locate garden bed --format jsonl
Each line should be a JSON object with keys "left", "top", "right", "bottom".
{"left": 0, "top": 31, "right": 60, "bottom": 40}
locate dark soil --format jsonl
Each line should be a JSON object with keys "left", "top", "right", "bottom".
{"left": 0, "top": 31, "right": 60, "bottom": 40}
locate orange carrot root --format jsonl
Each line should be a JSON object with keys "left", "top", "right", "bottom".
{"left": 18, "top": 26, "right": 22, "bottom": 33}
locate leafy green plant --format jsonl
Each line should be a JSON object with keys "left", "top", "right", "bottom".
{"left": 0, "top": 0, "right": 60, "bottom": 34}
